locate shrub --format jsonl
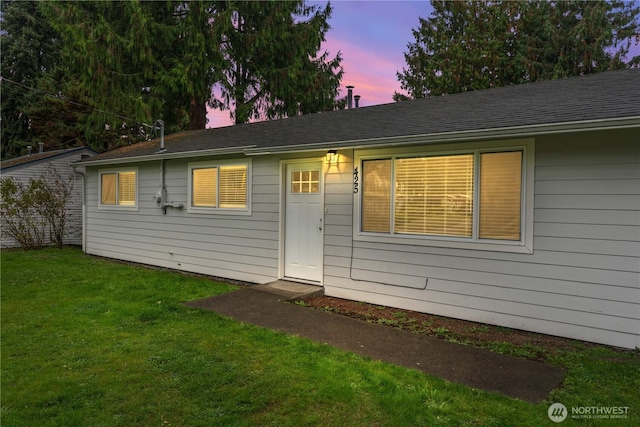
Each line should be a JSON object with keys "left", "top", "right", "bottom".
{"left": 39, "top": 164, "right": 75, "bottom": 248}
{"left": 0, "top": 176, "right": 48, "bottom": 249}
{"left": 0, "top": 164, "right": 75, "bottom": 249}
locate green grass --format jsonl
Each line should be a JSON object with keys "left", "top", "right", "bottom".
{"left": 2, "top": 248, "right": 639, "bottom": 426}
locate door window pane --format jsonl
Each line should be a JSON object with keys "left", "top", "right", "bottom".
{"left": 291, "top": 169, "right": 320, "bottom": 193}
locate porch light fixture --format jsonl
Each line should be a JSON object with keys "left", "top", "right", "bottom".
{"left": 326, "top": 149, "right": 338, "bottom": 164}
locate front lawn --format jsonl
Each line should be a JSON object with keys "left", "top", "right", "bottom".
{"left": 1, "top": 248, "right": 638, "bottom": 426}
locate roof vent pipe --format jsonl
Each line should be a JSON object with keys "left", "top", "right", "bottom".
{"left": 38, "top": 142, "right": 44, "bottom": 153}
{"left": 154, "top": 119, "right": 165, "bottom": 153}
{"left": 346, "top": 85, "right": 354, "bottom": 109}
{"left": 354, "top": 95, "right": 361, "bottom": 108}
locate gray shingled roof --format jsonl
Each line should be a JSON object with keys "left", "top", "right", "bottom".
{"left": 80, "top": 69, "right": 640, "bottom": 164}
{"left": 1, "top": 147, "right": 97, "bottom": 170}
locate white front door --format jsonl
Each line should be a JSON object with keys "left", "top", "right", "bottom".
{"left": 284, "top": 161, "right": 323, "bottom": 282}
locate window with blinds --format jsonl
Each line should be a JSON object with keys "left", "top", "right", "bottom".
{"left": 479, "top": 151, "right": 522, "bottom": 240}
{"left": 362, "top": 159, "right": 391, "bottom": 232}
{"left": 219, "top": 165, "right": 247, "bottom": 208}
{"left": 101, "top": 173, "right": 116, "bottom": 205}
{"left": 395, "top": 155, "right": 473, "bottom": 237}
{"left": 117, "top": 171, "right": 137, "bottom": 206}
{"left": 361, "top": 150, "right": 523, "bottom": 242}
{"left": 190, "top": 163, "right": 248, "bottom": 210}
{"left": 100, "top": 170, "right": 136, "bottom": 207}
{"left": 192, "top": 168, "right": 218, "bottom": 207}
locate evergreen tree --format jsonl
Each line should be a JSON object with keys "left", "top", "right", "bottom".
{"left": 395, "top": 0, "right": 640, "bottom": 100}
{"left": 158, "top": 1, "right": 223, "bottom": 130}
{"left": 0, "top": 1, "right": 84, "bottom": 158}
{"left": 518, "top": 0, "right": 639, "bottom": 80}
{"left": 2, "top": 0, "right": 342, "bottom": 158}
{"left": 42, "top": 1, "right": 170, "bottom": 149}
{"left": 216, "top": 1, "right": 343, "bottom": 124}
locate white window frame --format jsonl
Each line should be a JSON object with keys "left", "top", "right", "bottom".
{"left": 187, "top": 158, "right": 252, "bottom": 215}
{"left": 98, "top": 167, "right": 138, "bottom": 211}
{"left": 354, "top": 138, "right": 534, "bottom": 254}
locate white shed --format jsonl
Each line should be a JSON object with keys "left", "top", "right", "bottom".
{"left": 1, "top": 146, "right": 96, "bottom": 248}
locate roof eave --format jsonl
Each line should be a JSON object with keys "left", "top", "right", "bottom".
{"left": 75, "top": 145, "right": 257, "bottom": 167}
{"left": 1, "top": 146, "right": 98, "bottom": 171}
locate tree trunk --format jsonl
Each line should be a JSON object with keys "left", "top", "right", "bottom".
{"left": 189, "top": 97, "right": 207, "bottom": 129}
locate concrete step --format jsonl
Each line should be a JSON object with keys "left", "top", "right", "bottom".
{"left": 252, "top": 280, "right": 323, "bottom": 300}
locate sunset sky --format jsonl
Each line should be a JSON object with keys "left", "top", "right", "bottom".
{"left": 207, "top": 0, "right": 430, "bottom": 128}
{"left": 206, "top": 0, "right": 640, "bottom": 128}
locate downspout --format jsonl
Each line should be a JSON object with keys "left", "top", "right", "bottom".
{"left": 160, "top": 159, "right": 167, "bottom": 214}
{"left": 156, "top": 160, "right": 184, "bottom": 213}
{"left": 152, "top": 119, "right": 183, "bottom": 213}
{"left": 153, "top": 119, "right": 167, "bottom": 215}
{"left": 153, "top": 159, "right": 168, "bottom": 214}
{"left": 154, "top": 158, "right": 184, "bottom": 213}
{"left": 72, "top": 165, "right": 87, "bottom": 252}
{"left": 152, "top": 120, "right": 168, "bottom": 213}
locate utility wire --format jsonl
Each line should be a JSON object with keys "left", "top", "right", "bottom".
{"left": 1, "top": 76, "right": 154, "bottom": 129}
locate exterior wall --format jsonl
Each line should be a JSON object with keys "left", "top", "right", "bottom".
{"left": 1, "top": 150, "right": 90, "bottom": 248}
{"left": 84, "top": 151, "right": 324, "bottom": 284}
{"left": 323, "top": 129, "right": 640, "bottom": 349}
{"left": 85, "top": 155, "right": 280, "bottom": 284}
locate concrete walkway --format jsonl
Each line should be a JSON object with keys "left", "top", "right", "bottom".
{"left": 185, "top": 283, "right": 564, "bottom": 403}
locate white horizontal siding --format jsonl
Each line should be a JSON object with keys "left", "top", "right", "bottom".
{"left": 323, "top": 130, "right": 640, "bottom": 349}
{"left": 88, "top": 223, "right": 278, "bottom": 250}
{"left": 346, "top": 246, "right": 638, "bottom": 288}
{"left": 88, "top": 213, "right": 279, "bottom": 234}
{"left": 534, "top": 222, "right": 639, "bottom": 242}
{"left": 327, "top": 238, "right": 639, "bottom": 272}
{"left": 536, "top": 163, "right": 640, "bottom": 180}
{"left": 88, "top": 246, "right": 273, "bottom": 284}
{"left": 88, "top": 229, "right": 277, "bottom": 260}
{"left": 535, "top": 194, "right": 639, "bottom": 210}
{"left": 535, "top": 209, "right": 639, "bottom": 226}
{"left": 85, "top": 156, "right": 281, "bottom": 284}
{"left": 534, "top": 236, "right": 638, "bottom": 258}
{"left": 536, "top": 179, "right": 639, "bottom": 195}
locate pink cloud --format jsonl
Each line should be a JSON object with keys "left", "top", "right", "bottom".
{"left": 206, "top": 109, "right": 233, "bottom": 129}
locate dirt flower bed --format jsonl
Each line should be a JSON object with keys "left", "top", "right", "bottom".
{"left": 300, "top": 295, "right": 604, "bottom": 363}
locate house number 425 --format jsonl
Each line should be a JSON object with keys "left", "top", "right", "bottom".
{"left": 353, "top": 167, "right": 359, "bottom": 193}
